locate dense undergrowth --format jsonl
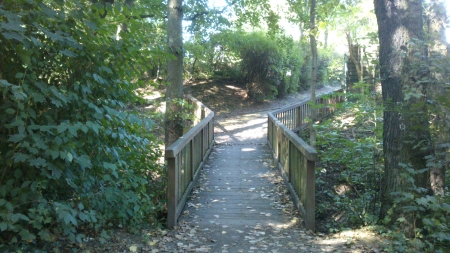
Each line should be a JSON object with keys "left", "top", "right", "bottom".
{"left": 314, "top": 91, "right": 450, "bottom": 252}
{"left": 0, "top": 1, "right": 167, "bottom": 251}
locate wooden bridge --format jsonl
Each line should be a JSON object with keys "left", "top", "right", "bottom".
{"left": 164, "top": 89, "right": 344, "bottom": 251}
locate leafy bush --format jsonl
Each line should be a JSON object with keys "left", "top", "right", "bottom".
{"left": 380, "top": 166, "right": 450, "bottom": 253}
{"left": 238, "top": 32, "right": 284, "bottom": 100}
{"left": 315, "top": 91, "right": 383, "bottom": 230}
{"left": 0, "top": 0, "right": 164, "bottom": 250}
{"left": 233, "top": 32, "right": 303, "bottom": 100}
{"left": 314, "top": 89, "right": 450, "bottom": 251}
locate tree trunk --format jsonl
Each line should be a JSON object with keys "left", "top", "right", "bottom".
{"left": 165, "top": 0, "right": 184, "bottom": 147}
{"left": 309, "top": 0, "right": 317, "bottom": 149}
{"left": 375, "top": 0, "right": 432, "bottom": 235}
{"left": 346, "top": 33, "right": 364, "bottom": 89}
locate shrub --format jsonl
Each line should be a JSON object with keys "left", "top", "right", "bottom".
{"left": 0, "top": 1, "right": 164, "bottom": 250}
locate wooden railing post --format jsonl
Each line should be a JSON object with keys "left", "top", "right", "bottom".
{"left": 167, "top": 156, "right": 178, "bottom": 228}
{"left": 190, "top": 139, "right": 194, "bottom": 181}
{"left": 305, "top": 159, "right": 315, "bottom": 230}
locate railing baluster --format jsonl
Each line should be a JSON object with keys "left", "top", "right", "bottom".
{"left": 165, "top": 96, "right": 214, "bottom": 228}
{"left": 267, "top": 88, "right": 343, "bottom": 231}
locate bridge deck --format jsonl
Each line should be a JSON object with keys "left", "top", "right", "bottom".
{"left": 174, "top": 111, "right": 350, "bottom": 252}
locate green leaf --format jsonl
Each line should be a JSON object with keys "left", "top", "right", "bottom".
{"left": 67, "top": 152, "right": 73, "bottom": 162}
{"left": 29, "top": 157, "right": 46, "bottom": 167}
{"left": 2, "top": 32, "right": 26, "bottom": 42}
{"left": 28, "top": 108, "right": 36, "bottom": 119}
{"left": 19, "top": 229, "right": 36, "bottom": 242}
{"left": 75, "top": 155, "right": 92, "bottom": 169}
{"left": 57, "top": 124, "right": 67, "bottom": 133}
{"left": 76, "top": 233, "right": 85, "bottom": 244}
{"left": 81, "top": 125, "right": 89, "bottom": 133}
{"left": 9, "top": 133, "right": 26, "bottom": 143}
{"left": 61, "top": 211, "right": 78, "bottom": 226}
{"left": 14, "top": 169, "right": 22, "bottom": 179}
{"left": 79, "top": 212, "right": 89, "bottom": 222}
{"left": 15, "top": 72, "right": 24, "bottom": 79}
{"left": 0, "top": 222, "right": 7, "bottom": 231}
{"left": 5, "top": 108, "right": 15, "bottom": 114}
{"left": 51, "top": 149, "right": 60, "bottom": 160}
{"left": 93, "top": 73, "right": 106, "bottom": 84}
{"left": 59, "top": 49, "right": 76, "bottom": 57}
{"left": 0, "top": 79, "right": 13, "bottom": 88}
{"left": 51, "top": 166, "right": 62, "bottom": 179}
{"left": 415, "top": 197, "right": 430, "bottom": 206}
{"left": 13, "top": 153, "right": 29, "bottom": 163}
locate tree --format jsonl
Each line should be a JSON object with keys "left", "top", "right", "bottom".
{"left": 309, "top": 0, "right": 318, "bottom": 148}
{"left": 374, "top": 0, "right": 433, "bottom": 234}
{"left": 286, "top": 0, "right": 309, "bottom": 41}
{"left": 165, "top": 0, "right": 184, "bottom": 147}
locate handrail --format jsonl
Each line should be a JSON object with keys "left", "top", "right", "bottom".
{"left": 267, "top": 88, "right": 343, "bottom": 231}
{"left": 166, "top": 96, "right": 215, "bottom": 228}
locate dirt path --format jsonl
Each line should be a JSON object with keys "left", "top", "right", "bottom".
{"left": 212, "top": 85, "right": 340, "bottom": 145}
{"left": 185, "top": 81, "right": 340, "bottom": 120}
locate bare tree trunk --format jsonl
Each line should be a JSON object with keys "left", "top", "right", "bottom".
{"left": 346, "top": 33, "right": 364, "bottom": 89}
{"left": 309, "top": 0, "right": 317, "bottom": 149}
{"left": 359, "top": 46, "right": 364, "bottom": 94}
{"left": 165, "top": 0, "right": 184, "bottom": 147}
{"left": 375, "top": 0, "right": 432, "bottom": 236}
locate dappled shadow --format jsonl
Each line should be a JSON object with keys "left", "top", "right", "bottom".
{"left": 214, "top": 111, "right": 268, "bottom": 145}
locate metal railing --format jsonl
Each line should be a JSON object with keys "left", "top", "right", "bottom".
{"left": 166, "top": 96, "right": 214, "bottom": 228}
{"left": 267, "top": 89, "right": 344, "bottom": 230}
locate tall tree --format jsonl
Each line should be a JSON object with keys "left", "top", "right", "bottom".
{"left": 309, "top": 0, "right": 317, "bottom": 148}
{"left": 165, "top": 0, "right": 184, "bottom": 147}
{"left": 374, "top": 0, "right": 433, "bottom": 234}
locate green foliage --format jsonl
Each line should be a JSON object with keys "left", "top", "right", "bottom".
{"left": 0, "top": 0, "right": 165, "bottom": 250}
{"left": 315, "top": 91, "right": 383, "bottom": 230}
{"left": 185, "top": 30, "right": 306, "bottom": 100}
{"left": 380, "top": 166, "right": 450, "bottom": 253}
{"left": 238, "top": 32, "right": 287, "bottom": 100}
{"left": 376, "top": 36, "right": 450, "bottom": 253}
{"left": 315, "top": 87, "right": 449, "bottom": 251}
{"left": 296, "top": 43, "right": 341, "bottom": 91}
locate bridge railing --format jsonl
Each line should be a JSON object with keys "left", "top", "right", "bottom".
{"left": 267, "top": 89, "right": 344, "bottom": 230}
{"left": 166, "top": 96, "right": 214, "bottom": 228}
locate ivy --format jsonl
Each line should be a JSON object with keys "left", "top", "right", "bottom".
{"left": 0, "top": 0, "right": 165, "bottom": 250}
